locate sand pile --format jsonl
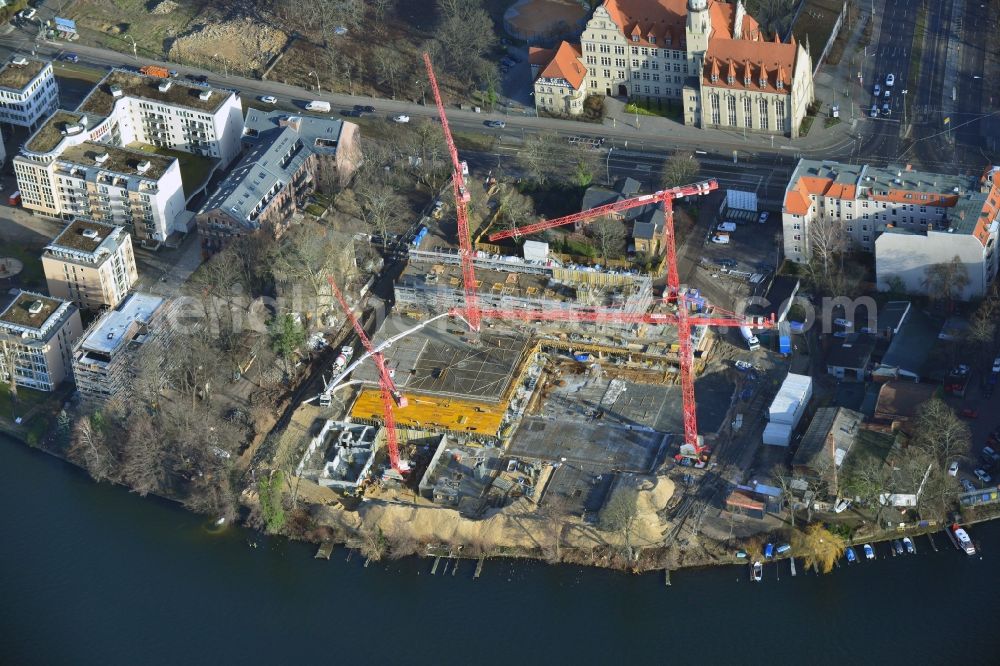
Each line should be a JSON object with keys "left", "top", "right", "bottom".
{"left": 150, "top": 0, "right": 178, "bottom": 14}
{"left": 169, "top": 18, "right": 288, "bottom": 72}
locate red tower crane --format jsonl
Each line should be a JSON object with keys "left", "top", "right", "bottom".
{"left": 328, "top": 278, "right": 408, "bottom": 474}
{"left": 487, "top": 179, "right": 718, "bottom": 242}
{"left": 479, "top": 176, "right": 772, "bottom": 459}
{"left": 423, "top": 53, "right": 481, "bottom": 332}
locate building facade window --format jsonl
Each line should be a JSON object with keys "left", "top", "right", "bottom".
{"left": 727, "top": 96, "right": 737, "bottom": 126}
{"left": 759, "top": 98, "right": 769, "bottom": 130}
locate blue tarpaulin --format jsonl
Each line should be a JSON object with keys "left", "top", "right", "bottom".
{"left": 54, "top": 17, "right": 77, "bottom": 34}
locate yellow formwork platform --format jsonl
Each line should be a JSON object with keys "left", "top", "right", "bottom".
{"left": 350, "top": 390, "right": 506, "bottom": 436}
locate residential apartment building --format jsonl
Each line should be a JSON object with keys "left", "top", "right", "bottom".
{"left": 532, "top": 0, "right": 813, "bottom": 135}
{"left": 72, "top": 293, "right": 170, "bottom": 410}
{"left": 195, "top": 110, "right": 361, "bottom": 254}
{"left": 783, "top": 160, "right": 1000, "bottom": 300}
{"left": 76, "top": 69, "right": 244, "bottom": 167}
{"left": 0, "top": 55, "right": 59, "bottom": 130}
{"left": 0, "top": 291, "right": 83, "bottom": 391}
{"left": 42, "top": 218, "right": 138, "bottom": 311}
{"left": 14, "top": 140, "right": 186, "bottom": 247}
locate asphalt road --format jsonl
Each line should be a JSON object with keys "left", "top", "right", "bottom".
{"left": 858, "top": 0, "right": 918, "bottom": 163}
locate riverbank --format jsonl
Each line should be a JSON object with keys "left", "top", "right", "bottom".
{"left": 4, "top": 431, "right": 1000, "bottom": 666}
{"left": 9, "top": 405, "right": 999, "bottom": 577}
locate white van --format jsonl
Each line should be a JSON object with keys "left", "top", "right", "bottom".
{"left": 717, "top": 222, "right": 737, "bottom": 233}
{"left": 305, "top": 100, "right": 331, "bottom": 112}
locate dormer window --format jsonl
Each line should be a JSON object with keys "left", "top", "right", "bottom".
{"left": 777, "top": 78, "right": 784, "bottom": 90}
{"left": 744, "top": 75, "right": 751, "bottom": 85}
{"left": 727, "top": 74, "right": 734, "bottom": 84}
{"left": 649, "top": 36, "right": 656, "bottom": 44}
{"left": 759, "top": 75, "right": 767, "bottom": 88}
{"left": 632, "top": 35, "right": 639, "bottom": 42}
{"left": 711, "top": 72, "right": 718, "bottom": 83}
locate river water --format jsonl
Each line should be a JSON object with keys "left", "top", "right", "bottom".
{"left": 2, "top": 435, "right": 999, "bottom": 665}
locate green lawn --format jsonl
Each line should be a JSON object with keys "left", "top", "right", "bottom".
{"left": 0, "top": 382, "right": 50, "bottom": 422}
{"left": 127, "top": 142, "right": 217, "bottom": 194}
{"left": 626, "top": 101, "right": 683, "bottom": 121}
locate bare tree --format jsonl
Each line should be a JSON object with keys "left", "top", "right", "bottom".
{"left": 271, "top": 223, "right": 355, "bottom": 325}
{"left": 599, "top": 482, "right": 639, "bottom": 560}
{"left": 372, "top": 0, "right": 393, "bottom": 23}
{"left": 807, "top": 216, "right": 847, "bottom": 292}
{"left": 69, "top": 414, "right": 116, "bottom": 482}
{"left": 434, "top": 0, "right": 497, "bottom": 75}
{"left": 589, "top": 217, "right": 626, "bottom": 262}
{"left": 373, "top": 46, "right": 401, "bottom": 98}
{"left": 515, "top": 132, "right": 562, "bottom": 185}
{"left": 912, "top": 398, "right": 971, "bottom": 467}
{"left": 355, "top": 180, "right": 402, "bottom": 250}
{"left": 659, "top": 151, "right": 700, "bottom": 189}
{"left": 843, "top": 456, "right": 893, "bottom": 526}
{"left": 495, "top": 183, "right": 536, "bottom": 236}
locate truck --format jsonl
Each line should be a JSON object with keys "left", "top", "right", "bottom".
{"left": 7, "top": 191, "right": 21, "bottom": 206}
{"left": 140, "top": 65, "right": 172, "bottom": 79}
{"left": 739, "top": 325, "right": 760, "bottom": 351}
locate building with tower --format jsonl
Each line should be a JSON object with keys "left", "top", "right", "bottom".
{"left": 530, "top": 0, "right": 814, "bottom": 136}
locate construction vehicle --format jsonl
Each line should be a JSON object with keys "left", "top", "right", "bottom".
{"left": 140, "top": 65, "right": 172, "bottom": 79}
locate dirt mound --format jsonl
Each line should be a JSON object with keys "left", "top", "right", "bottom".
{"left": 150, "top": 0, "right": 178, "bottom": 14}
{"left": 169, "top": 18, "right": 288, "bottom": 73}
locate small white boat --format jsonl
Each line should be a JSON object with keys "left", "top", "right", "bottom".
{"left": 752, "top": 560, "right": 763, "bottom": 582}
{"left": 951, "top": 524, "right": 976, "bottom": 556}
{"left": 863, "top": 543, "right": 875, "bottom": 560}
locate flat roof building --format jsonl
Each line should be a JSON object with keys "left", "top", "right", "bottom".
{"left": 72, "top": 293, "right": 170, "bottom": 409}
{"left": 42, "top": 219, "right": 138, "bottom": 311}
{"left": 0, "top": 291, "right": 83, "bottom": 391}
{"left": 15, "top": 141, "right": 186, "bottom": 247}
{"left": 0, "top": 55, "right": 59, "bottom": 130}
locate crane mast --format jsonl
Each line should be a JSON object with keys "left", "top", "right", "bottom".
{"left": 328, "top": 278, "right": 408, "bottom": 474}
{"left": 423, "top": 53, "right": 481, "bottom": 332}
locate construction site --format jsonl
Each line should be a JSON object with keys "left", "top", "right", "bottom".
{"left": 277, "top": 55, "right": 778, "bottom": 565}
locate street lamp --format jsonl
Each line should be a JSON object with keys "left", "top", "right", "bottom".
{"left": 124, "top": 34, "right": 137, "bottom": 62}
{"left": 213, "top": 53, "right": 228, "bottom": 78}
{"left": 308, "top": 71, "right": 320, "bottom": 94}
{"left": 901, "top": 89, "right": 908, "bottom": 128}
{"left": 606, "top": 146, "right": 614, "bottom": 184}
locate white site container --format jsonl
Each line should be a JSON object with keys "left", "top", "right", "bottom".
{"left": 522, "top": 240, "right": 549, "bottom": 263}
{"left": 763, "top": 421, "right": 793, "bottom": 447}
{"left": 767, "top": 372, "right": 812, "bottom": 427}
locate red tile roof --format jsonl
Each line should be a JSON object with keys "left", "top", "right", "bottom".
{"left": 603, "top": 0, "right": 689, "bottom": 49}
{"left": 703, "top": 39, "right": 796, "bottom": 92}
{"left": 534, "top": 41, "right": 587, "bottom": 90}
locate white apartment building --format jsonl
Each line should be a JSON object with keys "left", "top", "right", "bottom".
{"left": 0, "top": 291, "right": 83, "bottom": 391}
{"left": 15, "top": 140, "right": 186, "bottom": 247}
{"left": 72, "top": 293, "right": 170, "bottom": 410}
{"left": 0, "top": 55, "right": 59, "bottom": 129}
{"left": 783, "top": 160, "right": 1000, "bottom": 300}
{"left": 42, "top": 218, "right": 138, "bottom": 311}
{"left": 535, "top": 0, "right": 813, "bottom": 135}
{"left": 76, "top": 69, "right": 244, "bottom": 167}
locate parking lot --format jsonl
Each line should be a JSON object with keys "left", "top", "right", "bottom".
{"left": 699, "top": 206, "right": 783, "bottom": 277}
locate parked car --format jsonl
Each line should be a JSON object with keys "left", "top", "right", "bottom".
{"left": 962, "top": 478, "right": 976, "bottom": 492}
{"left": 354, "top": 104, "right": 375, "bottom": 113}
{"left": 485, "top": 120, "right": 506, "bottom": 128}
{"left": 392, "top": 115, "right": 410, "bottom": 123}
{"left": 886, "top": 73, "right": 895, "bottom": 87}
{"left": 884, "top": 89, "right": 891, "bottom": 99}
{"left": 874, "top": 84, "right": 881, "bottom": 97}
{"left": 974, "top": 468, "right": 992, "bottom": 483}
{"left": 259, "top": 95, "right": 277, "bottom": 104}
{"left": 834, "top": 498, "right": 852, "bottom": 513}
{"left": 882, "top": 103, "right": 891, "bottom": 116}
{"left": 62, "top": 53, "right": 80, "bottom": 63}
{"left": 758, "top": 211, "right": 769, "bottom": 223}
{"left": 949, "top": 460, "right": 960, "bottom": 476}
{"left": 870, "top": 105, "right": 879, "bottom": 118}
{"left": 717, "top": 222, "right": 737, "bottom": 232}
{"left": 185, "top": 73, "right": 208, "bottom": 83}
{"left": 711, "top": 234, "right": 730, "bottom": 244}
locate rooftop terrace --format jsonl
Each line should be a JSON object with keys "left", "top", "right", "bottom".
{"left": 58, "top": 141, "right": 174, "bottom": 180}
{"left": 25, "top": 110, "right": 87, "bottom": 154}
{"left": 48, "top": 219, "right": 121, "bottom": 254}
{"left": 0, "top": 58, "right": 46, "bottom": 90}
{"left": 0, "top": 292, "right": 63, "bottom": 330}
{"left": 79, "top": 69, "right": 231, "bottom": 117}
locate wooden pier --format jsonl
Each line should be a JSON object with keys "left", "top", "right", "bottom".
{"left": 474, "top": 556, "right": 485, "bottom": 579}
{"left": 790, "top": 558, "right": 797, "bottom": 577}
{"left": 431, "top": 556, "right": 441, "bottom": 575}
{"left": 314, "top": 542, "right": 334, "bottom": 560}
{"left": 664, "top": 569, "right": 672, "bottom": 586}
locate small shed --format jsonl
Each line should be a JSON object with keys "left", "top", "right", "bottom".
{"left": 522, "top": 240, "right": 549, "bottom": 263}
